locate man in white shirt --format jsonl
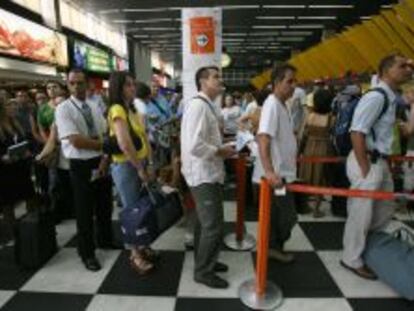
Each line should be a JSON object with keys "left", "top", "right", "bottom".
{"left": 341, "top": 54, "right": 413, "bottom": 280}
{"left": 253, "top": 64, "right": 299, "bottom": 263}
{"left": 55, "top": 69, "right": 113, "bottom": 272}
{"left": 181, "top": 66, "right": 236, "bottom": 289}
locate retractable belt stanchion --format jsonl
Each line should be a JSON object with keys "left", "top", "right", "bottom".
{"left": 224, "top": 155, "right": 256, "bottom": 250}
{"left": 239, "top": 178, "right": 283, "bottom": 310}
{"left": 286, "top": 183, "right": 414, "bottom": 201}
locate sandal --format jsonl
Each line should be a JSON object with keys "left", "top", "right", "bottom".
{"left": 141, "top": 247, "right": 161, "bottom": 262}
{"left": 340, "top": 260, "right": 378, "bottom": 280}
{"left": 129, "top": 255, "right": 154, "bottom": 275}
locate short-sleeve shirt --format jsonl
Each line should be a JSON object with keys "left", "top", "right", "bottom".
{"left": 252, "top": 94, "right": 297, "bottom": 183}
{"left": 350, "top": 81, "right": 397, "bottom": 155}
{"left": 108, "top": 104, "right": 149, "bottom": 163}
{"left": 55, "top": 96, "right": 106, "bottom": 160}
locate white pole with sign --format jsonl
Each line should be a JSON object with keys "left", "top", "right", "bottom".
{"left": 181, "top": 7, "right": 222, "bottom": 105}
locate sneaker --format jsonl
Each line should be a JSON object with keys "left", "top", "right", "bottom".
{"left": 268, "top": 249, "right": 295, "bottom": 264}
{"left": 194, "top": 274, "right": 229, "bottom": 289}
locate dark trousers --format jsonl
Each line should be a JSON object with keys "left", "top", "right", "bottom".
{"left": 50, "top": 168, "right": 75, "bottom": 221}
{"left": 191, "top": 183, "right": 224, "bottom": 278}
{"left": 69, "top": 158, "right": 113, "bottom": 259}
{"left": 253, "top": 184, "right": 297, "bottom": 250}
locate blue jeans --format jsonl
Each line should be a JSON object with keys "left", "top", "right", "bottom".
{"left": 111, "top": 161, "right": 143, "bottom": 247}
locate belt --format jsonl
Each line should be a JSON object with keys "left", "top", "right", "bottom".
{"left": 368, "top": 150, "right": 389, "bottom": 163}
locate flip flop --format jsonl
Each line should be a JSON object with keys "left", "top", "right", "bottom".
{"left": 340, "top": 260, "right": 378, "bottom": 280}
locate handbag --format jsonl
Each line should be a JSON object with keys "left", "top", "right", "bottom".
{"left": 119, "top": 183, "right": 183, "bottom": 246}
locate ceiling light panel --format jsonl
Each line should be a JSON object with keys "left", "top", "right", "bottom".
{"left": 122, "top": 8, "right": 167, "bottom": 13}
{"left": 134, "top": 18, "right": 173, "bottom": 23}
{"left": 289, "top": 24, "right": 325, "bottom": 29}
{"left": 142, "top": 27, "right": 178, "bottom": 31}
{"left": 223, "top": 33, "right": 248, "bottom": 36}
{"left": 248, "top": 32, "right": 280, "bottom": 36}
{"left": 220, "top": 5, "right": 260, "bottom": 9}
{"left": 277, "top": 37, "right": 305, "bottom": 42}
{"left": 280, "top": 31, "right": 313, "bottom": 36}
{"left": 252, "top": 25, "right": 288, "bottom": 29}
{"left": 297, "top": 16, "right": 337, "bottom": 20}
{"left": 262, "top": 5, "right": 306, "bottom": 9}
{"left": 256, "top": 16, "right": 296, "bottom": 20}
{"left": 308, "top": 5, "right": 354, "bottom": 9}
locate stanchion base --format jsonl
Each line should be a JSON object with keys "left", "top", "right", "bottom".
{"left": 239, "top": 279, "right": 283, "bottom": 310}
{"left": 224, "top": 233, "right": 256, "bottom": 251}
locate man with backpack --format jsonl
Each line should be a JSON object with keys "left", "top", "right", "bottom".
{"left": 341, "top": 54, "right": 413, "bottom": 280}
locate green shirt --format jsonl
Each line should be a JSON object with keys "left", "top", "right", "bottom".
{"left": 37, "top": 103, "right": 55, "bottom": 131}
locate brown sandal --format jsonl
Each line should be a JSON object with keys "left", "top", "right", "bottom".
{"left": 142, "top": 247, "right": 161, "bottom": 262}
{"left": 129, "top": 255, "right": 154, "bottom": 275}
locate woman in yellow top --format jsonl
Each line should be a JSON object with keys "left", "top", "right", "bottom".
{"left": 107, "top": 72, "right": 155, "bottom": 275}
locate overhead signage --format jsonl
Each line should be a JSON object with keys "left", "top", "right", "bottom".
{"left": 73, "top": 40, "right": 111, "bottom": 73}
{"left": 0, "top": 8, "right": 68, "bottom": 66}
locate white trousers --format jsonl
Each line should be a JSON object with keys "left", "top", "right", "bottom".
{"left": 342, "top": 151, "right": 395, "bottom": 268}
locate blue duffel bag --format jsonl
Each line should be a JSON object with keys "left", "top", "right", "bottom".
{"left": 119, "top": 185, "right": 183, "bottom": 246}
{"left": 363, "top": 228, "right": 414, "bottom": 300}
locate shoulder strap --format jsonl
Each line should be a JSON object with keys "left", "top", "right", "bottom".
{"left": 365, "top": 88, "right": 391, "bottom": 142}
{"left": 366, "top": 87, "right": 390, "bottom": 120}
{"left": 151, "top": 98, "right": 169, "bottom": 117}
{"left": 194, "top": 96, "right": 219, "bottom": 119}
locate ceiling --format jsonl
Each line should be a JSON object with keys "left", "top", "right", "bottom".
{"left": 69, "top": 0, "right": 399, "bottom": 69}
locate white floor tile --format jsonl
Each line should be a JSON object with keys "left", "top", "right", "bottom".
{"left": 0, "top": 291, "right": 16, "bottom": 308}
{"left": 177, "top": 251, "right": 255, "bottom": 298}
{"left": 244, "top": 222, "right": 314, "bottom": 252}
{"left": 55, "top": 220, "right": 77, "bottom": 248}
{"left": 152, "top": 225, "right": 186, "bottom": 251}
{"left": 21, "top": 248, "right": 121, "bottom": 294}
{"left": 86, "top": 295, "right": 176, "bottom": 311}
{"left": 278, "top": 298, "right": 352, "bottom": 311}
{"left": 317, "top": 251, "right": 400, "bottom": 298}
{"left": 223, "top": 201, "right": 237, "bottom": 223}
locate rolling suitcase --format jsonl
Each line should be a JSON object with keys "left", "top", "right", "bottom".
{"left": 14, "top": 196, "right": 57, "bottom": 269}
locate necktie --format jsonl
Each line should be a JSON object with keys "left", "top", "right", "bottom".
{"left": 80, "top": 102, "right": 97, "bottom": 137}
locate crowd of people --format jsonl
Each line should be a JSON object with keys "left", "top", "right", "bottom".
{"left": 1, "top": 53, "right": 414, "bottom": 294}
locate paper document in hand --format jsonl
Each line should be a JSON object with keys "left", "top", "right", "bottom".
{"left": 236, "top": 130, "right": 255, "bottom": 152}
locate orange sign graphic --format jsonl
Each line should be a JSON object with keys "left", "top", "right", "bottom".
{"left": 190, "top": 16, "right": 215, "bottom": 54}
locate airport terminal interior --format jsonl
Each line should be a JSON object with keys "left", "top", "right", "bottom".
{"left": 1, "top": 0, "right": 414, "bottom": 310}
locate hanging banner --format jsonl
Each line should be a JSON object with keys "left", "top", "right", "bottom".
{"left": 182, "top": 8, "right": 222, "bottom": 104}
{"left": 0, "top": 8, "right": 68, "bottom": 67}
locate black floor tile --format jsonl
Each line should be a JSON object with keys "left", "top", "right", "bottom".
{"left": 65, "top": 221, "right": 123, "bottom": 249}
{"left": 98, "top": 250, "right": 184, "bottom": 296}
{"left": 404, "top": 221, "right": 414, "bottom": 229}
{"left": 223, "top": 188, "right": 236, "bottom": 201}
{"left": 1, "top": 292, "right": 92, "bottom": 311}
{"left": 300, "top": 222, "right": 345, "bottom": 250}
{"left": 253, "top": 251, "right": 343, "bottom": 298}
{"left": 0, "top": 247, "right": 38, "bottom": 290}
{"left": 175, "top": 298, "right": 253, "bottom": 311}
{"left": 348, "top": 298, "right": 414, "bottom": 311}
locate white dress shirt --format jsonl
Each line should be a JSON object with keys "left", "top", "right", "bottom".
{"left": 55, "top": 95, "right": 107, "bottom": 160}
{"left": 180, "top": 92, "right": 225, "bottom": 187}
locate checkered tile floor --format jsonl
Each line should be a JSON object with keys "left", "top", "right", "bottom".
{"left": 1, "top": 189, "right": 414, "bottom": 311}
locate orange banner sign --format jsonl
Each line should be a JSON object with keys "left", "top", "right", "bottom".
{"left": 190, "top": 16, "right": 215, "bottom": 54}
